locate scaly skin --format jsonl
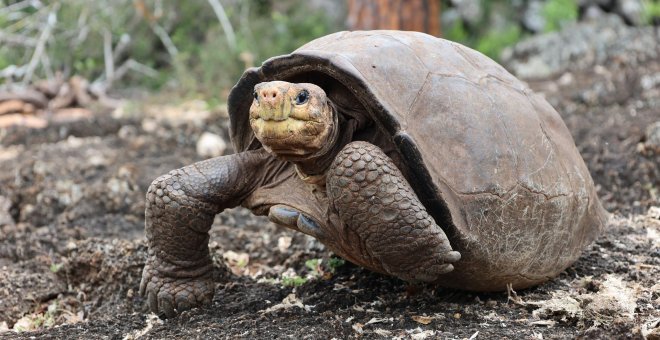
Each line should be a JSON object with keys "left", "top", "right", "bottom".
{"left": 140, "top": 149, "right": 271, "bottom": 318}
{"left": 142, "top": 81, "right": 461, "bottom": 318}
{"left": 326, "top": 141, "right": 460, "bottom": 282}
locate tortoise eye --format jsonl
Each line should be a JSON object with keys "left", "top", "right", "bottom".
{"left": 295, "top": 90, "right": 309, "bottom": 105}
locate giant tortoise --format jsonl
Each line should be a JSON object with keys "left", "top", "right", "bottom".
{"left": 140, "top": 30, "right": 607, "bottom": 318}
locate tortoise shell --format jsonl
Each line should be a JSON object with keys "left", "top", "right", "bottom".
{"left": 228, "top": 31, "right": 606, "bottom": 291}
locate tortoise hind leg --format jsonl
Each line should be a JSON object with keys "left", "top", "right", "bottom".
{"left": 327, "top": 141, "right": 460, "bottom": 283}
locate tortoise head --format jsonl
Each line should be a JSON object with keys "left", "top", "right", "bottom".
{"left": 249, "top": 81, "right": 337, "bottom": 161}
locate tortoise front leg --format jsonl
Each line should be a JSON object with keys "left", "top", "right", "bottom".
{"left": 327, "top": 141, "right": 460, "bottom": 283}
{"left": 140, "top": 149, "right": 271, "bottom": 318}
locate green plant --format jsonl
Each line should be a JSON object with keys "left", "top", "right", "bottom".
{"left": 0, "top": 1, "right": 340, "bottom": 99}
{"left": 542, "top": 0, "right": 578, "bottom": 32}
{"left": 49, "top": 263, "right": 63, "bottom": 273}
{"left": 642, "top": 0, "right": 660, "bottom": 23}
{"left": 444, "top": 18, "right": 469, "bottom": 45}
{"left": 281, "top": 275, "right": 307, "bottom": 287}
{"left": 13, "top": 301, "right": 59, "bottom": 332}
{"left": 304, "top": 258, "right": 322, "bottom": 277}
{"left": 441, "top": 0, "right": 528, "bottom": 61}
{"left": 327, "top": 257, "right": 345, "bottom": 273}
{"left": 173, "top": 0, "right": 339, "bottom": 99}
{"left": 475, "top": 24, "right": 522, "bottom": 60}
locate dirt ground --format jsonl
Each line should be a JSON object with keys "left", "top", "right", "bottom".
{"left": 1, "top": 23, "right": 659, "bottom": 340}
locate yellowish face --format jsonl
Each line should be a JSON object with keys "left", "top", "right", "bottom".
{"left": 249, "top": 81, "right": 334, "bottom": 159}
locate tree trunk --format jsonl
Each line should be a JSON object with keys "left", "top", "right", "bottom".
{"left": 346, "top": 0, "right": 441, "bottom": 36}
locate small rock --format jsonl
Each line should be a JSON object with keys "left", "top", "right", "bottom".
{"left": 640, "top": 73, "right": 660, "bottom": 91}
{"left": 196, "top": 132, "right": 227, "bottom": 158}
{"left": 645, "top": 122, "right": 660, "bottom": 150}
{"left": 451, "top": 0, "right": 482, "bottom": 25}
{"left": 277, "top": 236, "right": 292, "bottom": 253}
{"left": 66, "top": 240, "right": 78, "bottom": 250}
{"left": 117, "top": 125, "right": 138, "bottom": 140}
{"left": 0, "top": 196, "right": 14, "bottom": 226}
{"left": 141, "top": 118, "right": 158, "bottom": 133}
{"left": 522, "top": 0, "right": 545, "bottom": 33}
{"left": 616, "top": 0, "right": 644, "bottom": 26}
{"left": 582, "top": 4, "right": 606, "bottom": 20}
{"left": 558, "top": 72, "right": 575, "bottom": 86}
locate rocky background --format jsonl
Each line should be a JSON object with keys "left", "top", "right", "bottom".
{"left": 1, "top": 1, "right": 659, "bottom": 339}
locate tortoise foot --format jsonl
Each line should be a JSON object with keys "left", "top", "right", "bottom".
{"left": 327, "top": 141, "right": 460, "bottom": 283}
{"left": 140, "top": 258, "right": 214, "bottom": 318}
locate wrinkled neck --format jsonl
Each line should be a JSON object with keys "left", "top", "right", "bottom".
{"left": 293, "top": 104, "right": 352, "bottom": 179}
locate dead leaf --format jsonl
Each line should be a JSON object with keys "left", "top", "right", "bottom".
{"left": 407, "top": 327, "right": 436, "bottom": 340}
{"left": 530, "top": 320, "right": 556, "bottom": 327}
{"left": 583, "top": 274, "right": 637, "bottom": 319}
{"left": 530, "top": 291, "right": 583, "bottom": 322}
{"left": 261, "top": 293, "right": 310, "bottom": 314}
{"left": 411, "top": 315, "right": 433, "bottom": 325}
{"left": 352, "top": 322, "right": 364, "bottom": 334}
{"left": 365, "top": 317, "right": 392, "bottom": 325}
{"left": 641, "top": 318, "right": 660, "bottom": 340}
{"left": 373, "top": 328, "right": 392, "bottom": 336}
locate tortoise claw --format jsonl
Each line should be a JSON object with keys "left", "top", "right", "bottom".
{"left": 297, "top": 213, "right": 323, "bottom": 237}
{"left": 268, "top": 204, "right": 324, "bottom": 238}
{"left": 268, "top": 205, "right": 300, "bottom": 226}
{"left": 443, "top": 251, "right": 461, "bottom": 263}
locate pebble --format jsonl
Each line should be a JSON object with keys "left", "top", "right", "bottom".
{"left": 196, "top": 132, "right": 227, "bottom": 158}
{"left": 644, "top": 122, "right": 660, "bottom": 149}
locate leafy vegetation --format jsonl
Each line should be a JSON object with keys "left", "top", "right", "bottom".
{"left": 281, "top": 275, "right": 307, "bottom": 287}
{"left": 542, "top": 0, "right": 579, "bottom": 32}
{"left": 0, "top": 0, "right": 340, "bottom": 99}
{"left": 642, "top": 0, "right": 660, "bottom": 24}
{"left": 442, "top": 0, "right": 579, "bottom": 60}
{"left": 3, "top": 0, "right": 655, "bottom": 99}
{"left": 279, "top": 257, "right": 346, "bottom": 287}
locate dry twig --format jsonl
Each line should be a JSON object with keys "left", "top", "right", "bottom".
{"left": 207, "top": 0, "right": 237, "bottom": 51}
{"left": 22, "top": 3, "right": 60, "bottom": 85}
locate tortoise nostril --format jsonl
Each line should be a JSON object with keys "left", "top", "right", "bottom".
{"left": 261, "top": 90, "right": 278, "bottom": 100}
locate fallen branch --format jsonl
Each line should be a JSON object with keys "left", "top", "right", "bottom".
{"left": 0, "top": 87, "right": 49, "bottom": 108}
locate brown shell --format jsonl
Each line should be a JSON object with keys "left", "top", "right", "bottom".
{"left": 228, "top": 31, "right": 606, "bottom": 291}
